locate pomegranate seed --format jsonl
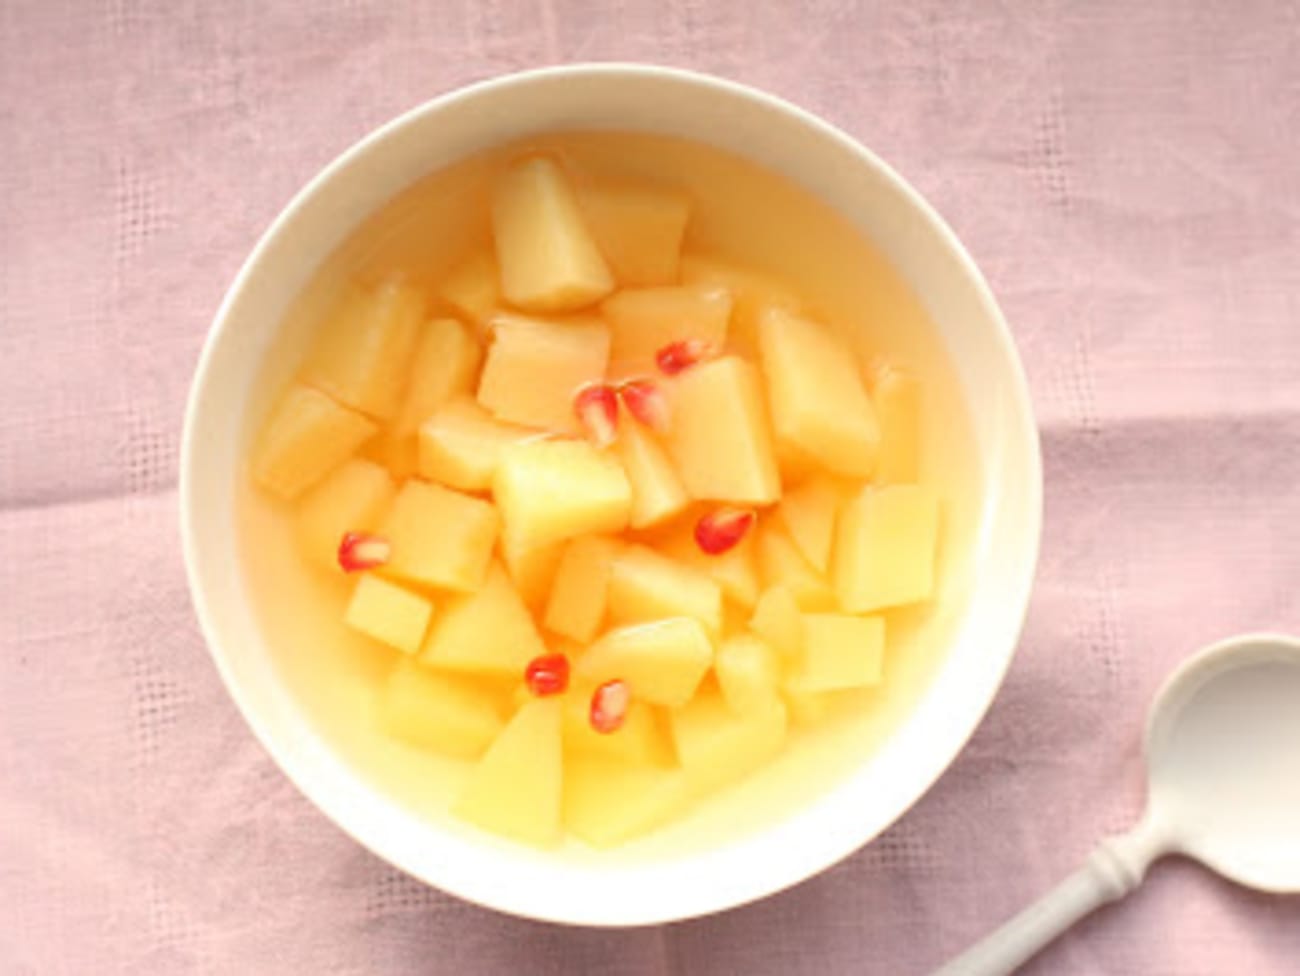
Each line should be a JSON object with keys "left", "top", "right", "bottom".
{"left": 573, "top": 383, "right": 619, "bottom": 448}
{"left": 655, "top": 338, "right": 715, "bottom": 376}
{"left": 337, "top": 532, "right": 392, "bottom": 572}
{"left": 618, "top": 378, "right": 670, "bottom": 432}
{"left": 589, "top": 679, "right": 630, "bottom": 733}
{"left": 524, "top": 654, "right": 570, "bottom": 697}
{"left": 694, "top": 507, "right": 756, "bottom": 555}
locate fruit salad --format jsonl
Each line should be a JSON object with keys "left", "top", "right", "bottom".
{"left": 250, "top": 152, "right": 939, "bottom": 848}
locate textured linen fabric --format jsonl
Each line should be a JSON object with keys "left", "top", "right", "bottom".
{"left": 3, "top": 1, "right": 1299, "bottom": 973}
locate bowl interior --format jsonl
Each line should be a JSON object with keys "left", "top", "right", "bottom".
{"left": 182, "top": 65, "right": 1040, "bottom": 925}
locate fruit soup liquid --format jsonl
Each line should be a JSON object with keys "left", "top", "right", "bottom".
{"left": 238, "top": 132, "right": 982, "bottom": 858}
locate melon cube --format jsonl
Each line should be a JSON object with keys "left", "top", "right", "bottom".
{"left": 748, "top": 585, "right": 804, "bottom": 664}
{"left": 252, "top": 383, "right": 377, "bottom": 500}
{"left": 379, "top": 480, "right": 499, "bottom": 592}
{"left": 659, "top": 519, "right": 760, "bottom": 610}
{"left": 834, "top": 484, "right": 940, "bottom": 612}
{"left": 775, "top": 475, "right": 843, "bottom": 573}
{"left": 477, "top": 313, "right": 610, "bottom": 433}
{"left": 872, "top": 363, "right": 922, "bottom": 484}
{"left": 580, "top": 183, "right": 691, "bottom": 287}
{"left": 786, "top": 613, "right": 885, "bottom": 693}
{"left": 544, "top": 535, "right": 621, "bottom": 642}
{"left": 491, "top": 156, "right": 613, "bottom": 312}
{"left": 301, "top": 278, "right": 425, "bottom": 420}
{"left": 679, "top": 254, "right": 805, "bottom": 359}
{"left": 498, "top": 531, "right": 565, "bottom": 612}
{"left": 295, "top": 458, "right": 396, "bottom": 570}
{"left": 669, "top": 687, "right": 788, "bottom": 798}
{"left": 756, "top": 521, "right": 838, "bottom": 610}
{"left": 758, "top": 307, "right": 880, "bottom": 478}
{"left": 389, "top": 317, "right": 483, "bottom": 438}
{"left": 564, "top": 756, "right": 689, "bottom": 848}
{"left": 438, "top": 249, "right": 501, "bottom": 328}
{"left": 380, "top": 659, "right": 505, "bottom": 759}
{"left": 494, "top": 438, "right": 631, "bottom": 549}
{"left": 602, "top": 285, "right": 731, "bottom": 377}
{"left": 607, "top": 545, "right": 723, "bottom": 635}
{"left": 562, "top": 691, "right": 669, "bottom": 766}
{"left": 715, "top": 633, "right": 782, "bottom": 715}
{"left": 576, "top": 618, "right": 713, "bottom": 707}
{"left": 344, "top": 574, "right": 433, "bottom": 654}
{"left": 454, "top": 698, "right": 563, "bottom": 846}
{"left": 664, "top": 356, "right": 781, "bottom": 505}
{"left": 421, "top": 562, "right": 547, "bottom": 676}
{"left": 614, "top": 413, "right": 689, "bottom": 529}
{"left": 417, "top": 396, "right": 536, "bottom": 493}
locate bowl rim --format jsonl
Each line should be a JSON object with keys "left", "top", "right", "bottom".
{"left": 181, "top": 61, "right": 1042, "bottom": 926}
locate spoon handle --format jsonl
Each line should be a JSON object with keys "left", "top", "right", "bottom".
{"left": 931, "top": 825, "right": 1166, "bottom": 976}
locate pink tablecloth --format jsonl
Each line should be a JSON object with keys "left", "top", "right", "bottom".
{"left": 3, "top": 1, "right": 1298, "bottom": 973}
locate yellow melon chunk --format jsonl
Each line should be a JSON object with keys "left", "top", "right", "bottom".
{"left": 454, "top": 698, "right": 563, "bottom": 846}
{"left": 580, "top": 183, "right": 691, "bottom": 287}
{"left": 420, "top": 562, "right": 547, "bottom": 676}
{"left": 494, "top": 438, "right": 631, "bottom": 549}
{"left": 295, "top": 458, "right": 396, "bottom": 570}
{"left": 775, "top": 475, "right": 843, "bottom": 573}
{"left": 669, "top": 687, "right": 788, "bottom": 798}
{"left": 756, "top": 521, "right": 838, "bottom": 610}
{"left": 786, "top": 613, "right": 885, "bottom": 693}
{"left": 380, "top": 659, "right": 505, "bottom": 759}
{"left": 607, "top": 545, "right": 723, "bottom": 635}
{"left": 659, "top": 519, "right": 760, "bottom": 610}
{"left": 679, "top": 254, "right": 805, "bottom": 359}
{"left": 602, "top": 285, "right": 731, "bottom": 377}
{"left": 476, "top": 313, "right": 610, "bottom": 434}
{"left": 758, "top": 307, "right": 880, "bottom": 478}
{"left": 664, "top": 356, "right": 781, "bottom": 505}
{"left": 614, "top": 413, "right": 690, "bottom": 529}
{"left": 438, "top": 249, "right": 501, "bottom": 328}
{"left": 344, "top": 574, "right": 433, "bottom": 654}
{"left": 748, "top": 585, "right": 804, "bottom": 664}
{"left": 379, "top": 480, "right": 499, "bottom": 593}
{"left": 301, "top": 278, "right": 425, "bottom": 420}
{"left": 575, "top": 617, "right": 714, "bottom": 707}
{"left": 390, "top": 317, "right": 483, "bottom": 437}
{"left": 252, "top": 383, "right": 377, "bottom": 500}
{"left": 491, "top": 156, "right": 613, "bottom": 312}
{"left": 562, "top": 691, "right": 669, "bottom": 766}
{"left": 872, "top": 363, "right": 922, "bottom": 484}
{"left": 544, "top": 535, "right": 621, "bottom": 642}
{"left": 416, "top": 396, "right": 536, "bottom": 493}
{"left": 834, "top": 484, "right": 940, "bottom": 612}
{"left": 715, "top": 633, "right": 782, "bottom": 715}
{"left": 498, "top": 531, "right": 565, "bottom": 613}
{"left": 564, "top": 756, "right": 689, "bottom": 848}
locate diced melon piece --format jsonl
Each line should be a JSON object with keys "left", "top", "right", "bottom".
{"left": 872, "top": 363, "right": 922, "bottom": 484}
{"left": 438, "top": 249, "right": 501, "bottom": 328}
{"left": 344, "top": 574, "right": 433, "bottom": 654}
{"left": 477, "top": 313, "right": 610, "bottom": 433}
{"left": 664, "top": 356, "right": 780, "bottom": 505}
{"left": 783, "top": 686, "right": 833, "bottom": 726}
{"left": 454, "top": 698, "right": 563, "bottom": 846}
{"left": 390, "top": 317, "right": 483, "bottom": 438}
{"left": 252, "top": 383, "right": 377, "bottom": 500}
{"left": 775, "top": 475, "right": 843, "bottom": 573}
{"left": 748, "top": 586, "right": 804, "bottom": 664}
{"left": 659, "top": 519, "right": 760, "bottom": 610}
{"left": 564, "top": 756, "right": 689, "bottom": 848}
{"left": 562, "top": 691, "right": 669, "bottom": 765}
{"left": 580, "top": 183, "right": 691, "bottom": 287}
{"left": 494, "top": 438, "right": 631, "bottom": 548}
{"left": 301, "top": 278, "right": 425, "bottom": 420}
{"left": 786, "top": 613, "right": 885, "bottom": 692}
{"left": 380, "top": 659, "right": 505, "bottom": 759}
{"left": 379, "top": 480, "right": 499, "bottom": 593}
{"left": 834, "top": 484, "right": 940, "bottom": 612}
{"left": 544, "top": 536, "right": 621, "bottom": 642}
{"left": 614, "top": 413, "right": 689, "bottom": 529}
{"left": 295, "top": 458, "right": 396, "bottom": 570}
{"left": 491, "top": 156, "right": 613, "bottom": 312}
{"left": 607, "top": 545, "right": 723, "bottom": 635}
{"left": 602, "top": 285, "right": 731, "bottom": 376}
{"left": 758, "top": 307, "right": 880, "bottom": 478}
{"left": 498, "top": 531, "right": 565, "bottom": 612}
{"left": 669, "top": 687, "right": 788, "bottom": 798}
{"left": 575, "top": 617, "right": 714, "bottom": 707}
{"left": 417, "top": 396, "right": 536, "bottom": 493}
{"left": 421, "top": 562, "right": 547, "bottom": 676}
{"left": 756, "top": 522, "right": 838, "bottom": 610}
{"left": 679, "top": 254, "right": 805, "bottom": 359}
{"left": 715, "top": 633, "right": 781, "bottom": 715}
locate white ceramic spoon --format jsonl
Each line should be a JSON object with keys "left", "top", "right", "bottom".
{"left": 934, "top": 632, "right": 1300, "bottom": 976}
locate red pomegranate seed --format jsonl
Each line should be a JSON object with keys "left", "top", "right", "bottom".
{"left": 655, "top": 338, "right": 715, "bottom": 376}
{"left": 618, "top": 378, "right": 670, "bottom": 432}
{"left": 573, "top": 383, "right": 619, "bottom": 448}
{"left": 694, "top": 507, "right": 756, "bottom": 555}
{"left": 524, "top": 654, "right": 570, "bottom": 697}
{"left": 337, "top": 532, "right": 391, "bottom": 572}
{"left": 589, "top": 679, "right": 630, "bottom": 733}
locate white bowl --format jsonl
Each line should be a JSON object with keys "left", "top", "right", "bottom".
{"left": 181, "top": 64, "right": 1041, "bottom": 926}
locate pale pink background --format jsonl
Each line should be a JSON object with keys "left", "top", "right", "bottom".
{"left": 3, "top": 1, "right": 1299, "bottom": 973}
